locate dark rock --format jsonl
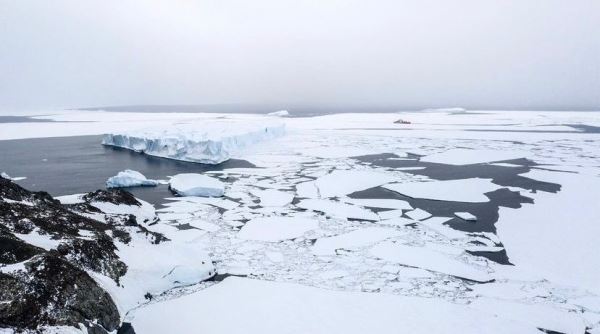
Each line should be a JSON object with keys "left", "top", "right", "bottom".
{"left": 0, "top": 228, "right": 43, "bottom": 265}
{"left": 0, "top": 253, "right": 120, "bottom": 331}
{"left": 83, "top": 189, "right": 141, "bottom": 207}
{"left": 56, "top": 235, "right": 127, "bottom": 283}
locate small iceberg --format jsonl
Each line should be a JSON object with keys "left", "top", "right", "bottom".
{"left": 169, "top": 173, "right": 225, "bottom": 197}
{"left": 106, "top": 169, "right": 159, "bottom": 188}
{"left": 454, "top": 212, "right": 477, "bottom": 222}
{"left": 267, "top": 110, "right": 289, "bottom": 117}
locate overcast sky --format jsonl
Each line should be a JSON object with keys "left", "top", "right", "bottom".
{"left": 1, "top": 0, "right": 599, "bottom": 111}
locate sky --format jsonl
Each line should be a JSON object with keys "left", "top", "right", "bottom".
{"left": 1, "top": 0, "right": 599, "bottom": 111}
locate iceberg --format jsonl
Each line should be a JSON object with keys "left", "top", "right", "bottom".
{"left": 106, "top": 169, "right": 158, "bottom": 188}
{"left": 102, "top": 121, "right": 285, "bottom": 164}
{"left": 267, "top": 110, "right": 289, "bottom": 117}
{"left": 169, "top": 173, "right": 225, "bottom": 197}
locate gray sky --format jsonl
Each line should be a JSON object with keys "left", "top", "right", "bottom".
{"left": 1, "top": 0, "right": 599, "bottom": 111}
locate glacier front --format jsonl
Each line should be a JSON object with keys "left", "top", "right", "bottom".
{"left": 102, "top": 120, "right": 285, "bottom": 164}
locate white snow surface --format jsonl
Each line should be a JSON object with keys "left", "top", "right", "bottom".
{"left": 129, "top": 277, "right": 542, "bottom": 334}
{"left": 169, "top": 173, "right": 225, "bottom": 197}
{"left": 54, "top": 193, "right": 85, "bottom": 204}
{"left": 371, "top": 242, "right": 492, "bottom": 283}
{"left": 238, "top": 216, "right": 319, "bottom": 242}
{"left": 496, "top": 169, "right": 600, "bottom": 293}
{"left": 384, "top": 178, "right": 501, "bottom": 203}
{"left": 106, "top": 169, "right": 158, "bottom": 188}
{"left": 102, "top": 120, "right": 285, "bottom": 164}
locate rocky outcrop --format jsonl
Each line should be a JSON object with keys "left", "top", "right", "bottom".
{"left": 0, "top": 253, "right": 120, "bottom": 331}
{"left": 0, "top": 176, "right": 166, "bottom": 333}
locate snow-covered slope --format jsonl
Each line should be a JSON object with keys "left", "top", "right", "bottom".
{"left": 102, "top": 121, "right": 285, "bottom": 164}
{"left": 130, "top": 277, "right": 546, "bottom": 334}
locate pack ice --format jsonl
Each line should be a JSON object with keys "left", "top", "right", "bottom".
{"left": 102, "top": 120, "right": 285, "bottom": 164}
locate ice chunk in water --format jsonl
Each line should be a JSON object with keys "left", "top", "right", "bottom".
{"left": 106, "top": 169, "right": 158, "bottom": 188}
{"left": 169, "top": 173, "right": 225, "bottom": 197}
{"left": 454, "top": 212, "right": 477, "bottom": 221}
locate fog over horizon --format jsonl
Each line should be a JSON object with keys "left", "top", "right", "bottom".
{"left": 1, "top": 0, "right": 599, "bottom": 112}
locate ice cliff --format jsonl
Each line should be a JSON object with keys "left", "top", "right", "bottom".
{"left": 102, "top": 121, "right": 285, "bottom": 164}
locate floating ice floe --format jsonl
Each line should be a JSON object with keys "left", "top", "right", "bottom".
{"left": 370, "top": 241, "right": 492, "bottom": 282}
{"left": 384, "top": 178, "right": 501, "bottom": 203}
{"left": 169, "top": 173, "right": 225, "bottom": 197}
{"left": 251, "top": 189, "right": 294, "bottom": 207}
{"left": 163, "top": 196, "right": 239, "bottom": 210}
{"left": 106, "top": 169, "right": 159, "bottom": 188}
{"left": 296, "top": 199, "right": 379, "bottom": 221}
{"left": 420, "top": 149, "right": 527, "bottom": 166}
{"left": 491, "top": 163, "right": 523, "bottom": 168}
{"left": 418, "top": 217, "right": 466, "bottom": 239}
{"left": 102, "top": 121, "right": 285, "bottom": 164}
{"left": 405, "top": 208, "right": 432, "bottom": 221}
{"left": 342, "top": 198, "right": 412, "bottom": 210}
{"left": 376, "top": 217, "right": 417, "bottom": 226}
{"left": 237, "top": 216, "right": 319, "bottom": 242}
{"left": 455, "top": 212, "right": 477, "bottom": 221}
{"left": 298, "top": 170, "right": 400, "bottom": 198}
{"left": 312, "top": 227, "right": 404, "bottom": 256}
{"left": 130, "top": 277, "right": 543, "bottom": 334}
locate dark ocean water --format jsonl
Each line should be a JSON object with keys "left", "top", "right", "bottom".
{"left": 0, "top": 135, "right": 253, "bottom": 204}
